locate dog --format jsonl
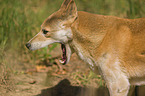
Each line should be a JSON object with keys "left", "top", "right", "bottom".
{"left": 26, "top": 0, "right": 145, "bottom": 96}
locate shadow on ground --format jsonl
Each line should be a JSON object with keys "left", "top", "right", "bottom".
{"left": 37, "top": 79, "right": 109, "bottom": 96}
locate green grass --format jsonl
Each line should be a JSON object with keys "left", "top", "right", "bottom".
{"left": 71, "top": 71, "right": 104, "bottom": 87}
{"left": 0, "top": 0, "right": 145, "bottom": 89}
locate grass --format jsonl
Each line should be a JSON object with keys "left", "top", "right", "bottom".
{"left": 0, "top": 0, "right": 145, "bottom": 91}
{"left": 71, "top": 71, "right": 104, "bottom": 87}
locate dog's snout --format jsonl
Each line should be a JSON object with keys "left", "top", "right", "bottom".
{"left": 26, "top": 43, "right": 31, "bottom": 49}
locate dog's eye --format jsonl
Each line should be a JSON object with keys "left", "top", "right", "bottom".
{"left": 42, "top": 29, "right": 49, "bottom": 34}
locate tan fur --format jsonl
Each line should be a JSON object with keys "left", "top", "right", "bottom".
{"left": 26, "top": 0, "right": 145, "bottom": 96}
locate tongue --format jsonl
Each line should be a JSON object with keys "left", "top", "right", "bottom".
{"left": 60, "top": 44, "right": 67, "bottom": 65}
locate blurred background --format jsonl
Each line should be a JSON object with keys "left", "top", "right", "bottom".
{"left": 0, "top": 0, "right": 145, "bottom": 96}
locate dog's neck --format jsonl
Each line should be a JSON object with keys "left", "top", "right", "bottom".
{"left": 69, "top": 11, "right": 111, "bottom": 57}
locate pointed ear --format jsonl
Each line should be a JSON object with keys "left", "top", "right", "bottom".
{"left": 61, "top": 0, "right": 77, "bottom": 20}
{"left": 65, "top": 0, "right": 77, "bottom": 17}
{"left": 60, "top": 0, "right": 71, "bottom": 10}
{"left": 59, "top": 0, "right": 77, "bottom": 25}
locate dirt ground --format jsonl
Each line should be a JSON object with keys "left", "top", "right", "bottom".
{"left": 0, "top": 46, "right": 145, "bottom": 96}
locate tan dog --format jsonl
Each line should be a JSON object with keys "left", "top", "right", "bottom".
{"left": 26, "top": 0, "right": 145, "bottom": 96}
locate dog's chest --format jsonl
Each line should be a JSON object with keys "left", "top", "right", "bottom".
{"left": 73, "top": 45, "right": 96, "bottom": 71}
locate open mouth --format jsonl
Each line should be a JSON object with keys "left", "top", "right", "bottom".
{"left": 60, "top": 43, "right": 67, "bottom": 65}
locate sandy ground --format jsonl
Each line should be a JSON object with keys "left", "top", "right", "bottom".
{"left": 0, "top": 46, "right": 145, "bottom": 96}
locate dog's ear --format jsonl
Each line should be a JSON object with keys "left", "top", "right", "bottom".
{"left": 60, "top": 0, "right": 77, "bottom": 24}
{"left": 66, "top": 0, "right": 77, "bottom": 17}
{"left": 60, "top": 0, "right": 71, "bottom": 10}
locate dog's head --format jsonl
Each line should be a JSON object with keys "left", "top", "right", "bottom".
{"left": 26, "top": 0, "right": 77, "bottom": 64}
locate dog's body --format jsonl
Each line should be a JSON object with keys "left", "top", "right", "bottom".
{"left": 26, "top": 0, "right": 145, "bottom": 96}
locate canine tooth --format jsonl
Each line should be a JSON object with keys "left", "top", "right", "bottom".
{"left": 59, "top": 60, "right": 64, "bottom": 64}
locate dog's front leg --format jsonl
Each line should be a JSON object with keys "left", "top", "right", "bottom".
{"left": 98, "top": 58, "right": 130, "bottom": 96}
{"left": 106, "top": 78, "right": 130, "bottom": 96}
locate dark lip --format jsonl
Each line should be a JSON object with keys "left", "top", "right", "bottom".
{"left": 61, "top": 43, "right": 67, "bottom": 65}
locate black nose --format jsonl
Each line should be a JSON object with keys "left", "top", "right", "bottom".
{"left": 26, "top": 43, "right": 31, "bottom": 49}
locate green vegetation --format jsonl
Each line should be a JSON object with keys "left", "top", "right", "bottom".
{"left": 0, "top": 0, "right": 145, "bottom": 90}
{"left": 71, "top": 71, "right": 104, "bottom": 86}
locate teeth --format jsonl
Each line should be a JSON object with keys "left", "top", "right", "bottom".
{"left": 59, "top": 59, "right": 65, "bottom": 64}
